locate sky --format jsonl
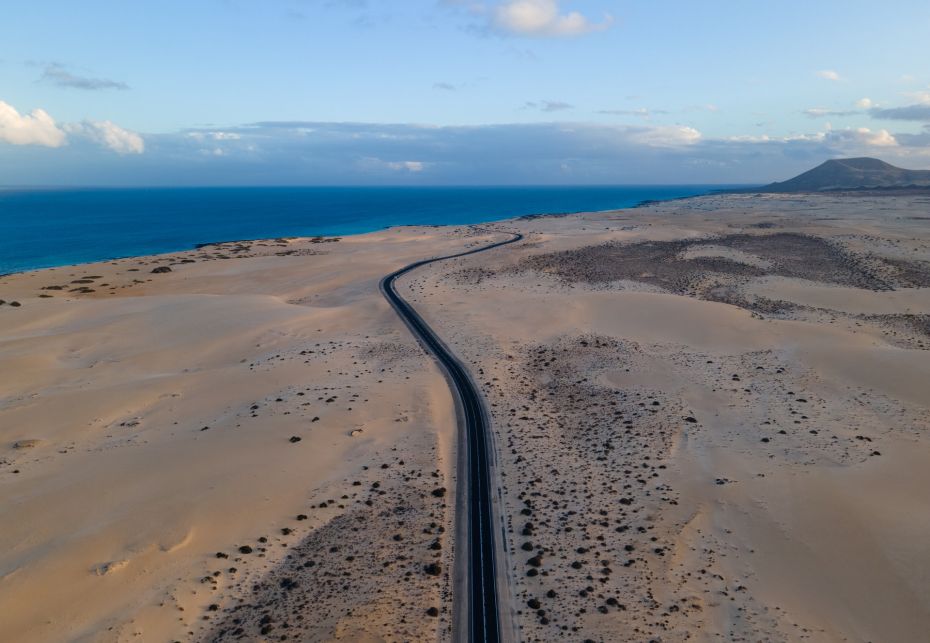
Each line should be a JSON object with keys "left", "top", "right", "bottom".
{"left": 1, "top": 0, "right": 929, "bottom": 185}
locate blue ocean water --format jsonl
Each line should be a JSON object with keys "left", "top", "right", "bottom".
{"left": 0, "top": 185, "right": 730, "bottom": 274}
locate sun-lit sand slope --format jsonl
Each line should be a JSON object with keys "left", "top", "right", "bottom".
{"left": 2, "top": 192, "right": 930, "bottom": 642}
{"left": 0, "top": 228, "right": 505, "bottom": 642}
{"left": 398, "top": 193, "right": 930, "bottom": 642}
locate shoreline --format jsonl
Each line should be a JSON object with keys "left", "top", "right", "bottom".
{"left": 0, "top": 185, "right": 731, "bottom": 276}
{"left": 3, "top": 209, "right": 611, "bottom": 277}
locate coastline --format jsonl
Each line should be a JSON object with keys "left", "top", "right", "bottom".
{"left": 0, "top": 184, "right": 730, "bottom": 275}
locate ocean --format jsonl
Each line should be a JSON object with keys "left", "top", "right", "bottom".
{"left": 0, "top": 185, "right": 729, "bottom": 274}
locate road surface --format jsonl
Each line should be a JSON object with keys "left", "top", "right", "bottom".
{"left": 380, "top": 231, "right": 522, "bottom": 643}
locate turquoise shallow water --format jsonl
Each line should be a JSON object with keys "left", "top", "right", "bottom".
{"left": 0, "top": 185, "right": 732, "bottom": 273}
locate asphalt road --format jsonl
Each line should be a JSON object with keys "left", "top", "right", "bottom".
{"left": 379, "top": 231, "right": 522, "bottom": 643}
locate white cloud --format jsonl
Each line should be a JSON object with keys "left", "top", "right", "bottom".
{"left": 730, "top": 127, "right": 895, "bottom": 149}
{"left": 856, "top": 97, "right": 874, "bottom": 109}
{"left": 65, "top": 120, "right": 145, "bottom": 154}
{"left": 817, "top": 69, "right": 841, "bottom": 81}
{"left": 833, "top": 127, "right": 897, "bottom": 147}
{"left": 0, "top": 100, "right": 66, "bottom": 147}
{"left": 388, "top": 160, "right": 425, "bottom": 172}
{"left": 0, "top": 100, "right": 143, "bottom": 154}
{"left": 188, "top": 130, "right": 241, "bottom": 142}
{"left": 631, "top": 125, "right": 702, "bottom": 147}
{"left": 492, "top": 0, "right": 612, "bottom": 37}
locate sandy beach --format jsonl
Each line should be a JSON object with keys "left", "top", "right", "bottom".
{"left": 2, "top": 192, "right": 930, "bottom": 642}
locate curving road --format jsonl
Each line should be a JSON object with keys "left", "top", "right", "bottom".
{"left": 380, "top": 231, "right": 522, "bottom": 643}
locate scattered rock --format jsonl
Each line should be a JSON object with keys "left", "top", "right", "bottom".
{"left": 94, "top": 560, "right": 129, "bottom": 576}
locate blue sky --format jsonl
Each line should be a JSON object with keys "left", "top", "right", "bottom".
{"left": 1, "top": 0, "right": 929, "bottom": 185}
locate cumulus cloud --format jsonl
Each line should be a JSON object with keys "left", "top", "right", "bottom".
{"left": 817, "top": 69, "right": 842, "bottom": 81}
{"left": 491, "top": 0, "right": 612, "bottom": 37}
{"left": 0, "top": 99, "right": 143, "bottom": 154}
{"left": 630, "top": 125, "right": 702, "bottom": 147}
{"left": 0, "top": 100, "right": 66, "bottom": 147}
{"left": 40, "top": 63, "right": 129, "bottom": 91}
{"left": 856, "top": 97, "right": 874, "bottom": 109}
{"left": 65, "top": 120, "right": 145, "bottom": 154}
{"left": 826, "top": 127, "right": 897, "bottom": 147}
{"left": 729, "top": 127, "right": 896, "bottom": 149}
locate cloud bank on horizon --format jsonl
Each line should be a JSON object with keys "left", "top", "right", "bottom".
{"left": 2, "top": 115, "right": 923, "bottom": 187}
{"left": 0, "top": 0, "right": 929, "bottom": 184}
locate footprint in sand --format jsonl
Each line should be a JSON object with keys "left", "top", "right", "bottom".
{"left": 159, "top": 526, "right": 195, "bottom": 554}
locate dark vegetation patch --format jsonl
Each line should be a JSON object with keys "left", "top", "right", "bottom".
{"left": 204, "top": 477, "right": 447, "bottom": 642}
{"left": 518, "top": 233, "right": 891, "bottom": 295}
{"left": 882, "top": 257, "right": 930, "bottom": 288}
{"left": 860, "top": 313, "right": 930, "bottom": 350}
{"left": 478, "top": 335, "right": 690, "bottom": 640}
{"left": 449, "top": 266, "right": 498, "bottom": 286}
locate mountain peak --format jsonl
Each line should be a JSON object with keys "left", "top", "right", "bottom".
{"left": 820, "top": 157, "right": 897, "bottom": 171}
{"left": 760, "top": 158, "right": 930, "bottom": 192}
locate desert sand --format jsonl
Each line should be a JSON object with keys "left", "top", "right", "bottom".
{"left": 2, "top": 192, "right": 930, "bottom": 642}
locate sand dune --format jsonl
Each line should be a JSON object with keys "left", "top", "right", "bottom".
{"left": 403, "top": 192, "right": 930, "bottom": 641}
{"left": 2, "top": 193, "right": 929, "bottom": 641}
{"left": 0, "top": 228, "right": 486, "bottom": 642}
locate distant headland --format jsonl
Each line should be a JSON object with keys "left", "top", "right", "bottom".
{"left": 739, "top": 157, "right": 930, "bottom": 194}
